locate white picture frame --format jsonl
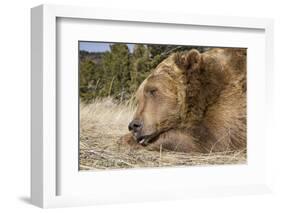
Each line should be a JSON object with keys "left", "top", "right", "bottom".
{"left": 31, "top": 4, "right": 274, "bottom": 208}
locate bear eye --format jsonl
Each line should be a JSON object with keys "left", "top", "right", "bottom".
{"left": 148, "top": 89, "right": 157, "bottom": 97}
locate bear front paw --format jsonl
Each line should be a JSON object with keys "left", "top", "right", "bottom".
{"left": 118, "top": 133, "right": 141, "bottom": 148}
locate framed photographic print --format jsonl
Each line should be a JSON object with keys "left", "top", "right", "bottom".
{"left": 31, "top": 4, "right": 274, "bottom": 208}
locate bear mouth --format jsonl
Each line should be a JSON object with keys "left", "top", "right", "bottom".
{"left": 135, "top": 134, "right": 156, "bottom": 145}
{"left": 135, "top": 132, "right": 162, "bottom": 146}
{"left": 135, "top": 127, "right": 172, "bottom": 146}
{"left": 136, "top": 135, "right": 153, "bottom": 145}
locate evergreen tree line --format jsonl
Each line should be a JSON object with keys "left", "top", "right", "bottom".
{"left": 79, "top": 43, "right": 207, "bottom": 102}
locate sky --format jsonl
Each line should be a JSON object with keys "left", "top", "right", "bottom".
{"left": 79, "top": 41, "right": 134, "bottom": 53}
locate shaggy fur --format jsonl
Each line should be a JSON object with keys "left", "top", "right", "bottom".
{"left": 120, "top": 48, "right": 246, "bottom": 153}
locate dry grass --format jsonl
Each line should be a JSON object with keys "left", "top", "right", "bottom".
{"left": 79, "top": 98, "right": 246, "bottom": 170}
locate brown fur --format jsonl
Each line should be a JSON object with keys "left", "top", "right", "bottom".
{"left": 120, "top": 48, "right": 246, "bottom": 153}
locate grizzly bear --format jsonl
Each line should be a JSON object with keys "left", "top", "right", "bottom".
{"left": 120, "top": 48, "right": 246, "bottom": 153}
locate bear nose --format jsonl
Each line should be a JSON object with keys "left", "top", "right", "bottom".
{"left": 128, "top": 120, "right": 143, "bottom": 132}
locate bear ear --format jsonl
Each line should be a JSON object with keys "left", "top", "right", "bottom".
{"left": 174, "top": 49, "right": 202, "bottom": 72}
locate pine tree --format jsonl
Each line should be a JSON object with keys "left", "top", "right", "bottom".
{"left": 101, "top": 44, "right": 131, "bottom": 100}
{"left": 130, "top": 44, "right": 151, "bottom": 93}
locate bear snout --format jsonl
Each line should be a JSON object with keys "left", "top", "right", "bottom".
{"left": 128, "top": 119, "right": 143, "bottom": 133}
